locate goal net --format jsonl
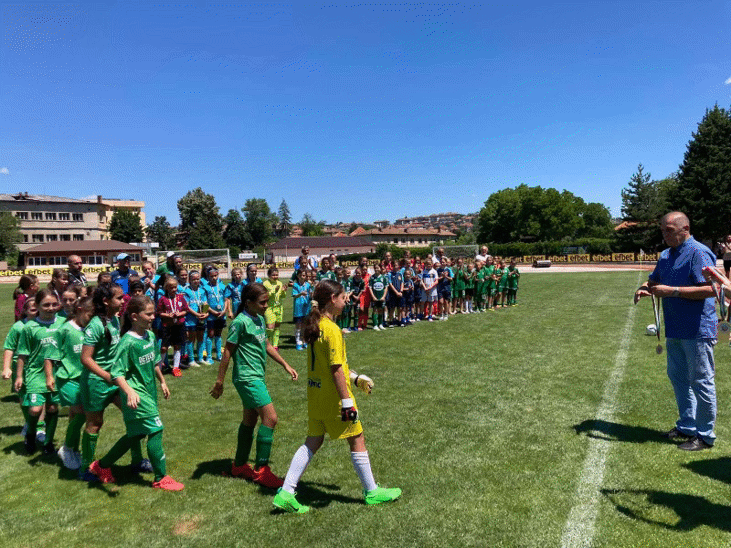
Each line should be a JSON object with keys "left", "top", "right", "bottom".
{"left": 155, "top": 249, "right": 232, "bottom": 279}
{"left": 432, "top": 244, "right": 479, "bottom": 262}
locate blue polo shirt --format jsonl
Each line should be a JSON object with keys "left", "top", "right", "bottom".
{"left": 648, "top": 236, "right": 716, "bottom": 339}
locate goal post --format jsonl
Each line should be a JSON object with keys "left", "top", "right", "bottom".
{"left": 432, "top": 244, "right": 479, "bottom": 261}
{"left": 155, "top": 249, "right": 232, "bottom": 279}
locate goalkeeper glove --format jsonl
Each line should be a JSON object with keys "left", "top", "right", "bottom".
{"left": 349, "top": 370, "right": 374, "bottom": 394}
{"left": 341, "top": 398, "right": 358, "bottom": 422}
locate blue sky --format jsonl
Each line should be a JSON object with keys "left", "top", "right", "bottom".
{"left": 1, "top": 1, "right": 730, "bottom": 225}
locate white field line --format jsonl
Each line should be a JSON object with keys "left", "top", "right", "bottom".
{"left": 560, "top": 279, "right": 640, "bottom": 548}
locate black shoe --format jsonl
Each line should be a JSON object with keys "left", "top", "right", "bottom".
{"left": 663, "top": 427, "right": 692, "bottom": 441}
{"left": 43, "top": 443, "right": 57, "bottom": 456}
{"left": 161, "top": 364, "right": 172, "bottom": 375}
{"left": 24, "top": 435, "right": 37, "bottom": 455}
{"left": 179, "top": 362, "right": 191, "bottom": 370}
{"left": 678, "top": 437, "right": 713, "bottom": 451}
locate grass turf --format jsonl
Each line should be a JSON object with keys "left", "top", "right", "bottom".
{"left": 1, "top": 272, "right": 731, "bottom": 547}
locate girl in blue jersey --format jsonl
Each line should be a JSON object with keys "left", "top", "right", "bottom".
{"left": 183, "top": 270, "right": 209, "bottom": 366}
{"left": 205, "top": 267, "right": 227, "bottom": 362}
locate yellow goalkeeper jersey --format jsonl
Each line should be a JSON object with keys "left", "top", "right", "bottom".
{"left": 307, "top": 316, "right": 355, "bottom": 420}
{"left": 263, "top": 279, "right": 286, "bottom": 308}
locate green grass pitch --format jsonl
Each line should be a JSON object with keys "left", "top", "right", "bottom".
{"left": 1, "top": 271, "right": 731, "bottom": 547}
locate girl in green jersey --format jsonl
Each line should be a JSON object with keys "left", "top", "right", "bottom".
{"left": 80, "top": 284, "right": 151, "bottom": 480}
{"left": 15, "top": 289, "right": 63, "bottom": 454}
{"left": 210, "top": 283, "right": 298, "bottom": 489}
{"left": 89, "top": 296, "right": 183, "bottom": 490}
{"left": 55, "top": 297, "right": 93, "bottom": 470}
{"left": 3, "top": 298, "right": 37, "bottom": 437}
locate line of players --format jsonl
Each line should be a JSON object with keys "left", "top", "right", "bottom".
{"left": 295, "top": 254, "right": 521, "bottom": 338}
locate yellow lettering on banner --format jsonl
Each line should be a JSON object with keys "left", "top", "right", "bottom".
{"left": 549, "top": 256, "right": 568, "bottom": 263}
{"left": 523, "top": 256, "right": 546, "bottom": 263}
{"left": 567, "top": 254, "right": 590, "bottom": 263}
{"left": 612, "top": 253, "right": 635, "bottom": 262}
{"left": 591, "top": 254, "right": 612, "bottom": 262}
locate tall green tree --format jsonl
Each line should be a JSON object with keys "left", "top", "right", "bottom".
{"left": 299, "top": 213, "right": 325, "bottom": 237}
{"left": 108, "top": 209, "right": 144, "bottom": 243}
{"left": 476, "top": 185, "right": 606, "bottom": 243}
{"left": 145, "top": 215, "right": 176, "bottom": 250}
{"left": 177, "top": 187, "right": 224, "bottom": 249}
{"left": 277, "top": 199, "right": 292, "bottom": 238}
{"left": 242, "top": 198, "right": 277, "bottom": 248}
{"left": 0, "top": 212, "right": 22, "bottom": 264}
{"left": 671, "top": 104, "right": 731, "bottom": 242}
{"left": 223, "top": 209, "right": 248, "bottom": 249}
{"left": 618, "top": 164, "right": 679, "bottom": 251}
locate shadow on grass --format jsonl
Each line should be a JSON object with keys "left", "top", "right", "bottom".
{"left": 683, "top": 457, "right": 731, "bottom": 485}
{"left": 3, "top": 440, "right": 30, "bottom": 457}
{"left": 1, "top": 394, "right": 19, "bottom": 403}
{"left": 0, "top": 425, "right": 23, "bottom": 436}
{"left": 190, "top": 458, "right": 231, "bottom": 479}
{"left": 271, "top": 480, "right": 362, "bottom": 514}
{"left": 601, "top": 488, "right": 731, "bottom": 532}
{"left": 572, "top": 419, "right": 668, "bottom": 444}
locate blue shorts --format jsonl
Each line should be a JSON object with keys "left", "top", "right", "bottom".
{"left": 440, "top": 288, "right": 452, "bottom": 300}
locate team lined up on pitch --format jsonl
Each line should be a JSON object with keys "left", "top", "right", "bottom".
{"left": 3, "top": 258, "right": 405, "bottom": 511}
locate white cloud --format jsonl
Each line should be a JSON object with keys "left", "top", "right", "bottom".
{"left": 0, "top": 167, "right": 9, "bottom": 175}
{"left": 725, "top": 77, "right": 731, "bottom": 85}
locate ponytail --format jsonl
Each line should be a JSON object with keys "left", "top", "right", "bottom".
{"left": 302, "top": 280, "right": 344, "bottom": 345}
{"left": 91, "top": 283, "right": 122, "bottom": 343}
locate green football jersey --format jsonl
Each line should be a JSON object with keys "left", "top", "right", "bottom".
{"left": 55, "top": 320, "right": 85, "bottom": 380}
{"left": 83, "top": 315, "right": 121, "bottom": 372}
{"left": 111, "top": 330, "right": 162, "bottom": 421}
{"left": 508, "top": 266, "right": 520, "bottom": 289}
{"left": 227, "top": 311, "right": 267, "bottom": 383}
{"left": 369, "top": 274, "right": 387, "bottom": 300}
{"left": 485, "top": 265, "right": 496, "bottom": 288}
{"left": 453, "top": 268, "right": 466, "bottom": 291}
{"left": 17, "top": 316, "right": 65, "bottom": 394}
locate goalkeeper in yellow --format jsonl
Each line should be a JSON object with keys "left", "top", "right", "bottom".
{"left": 273, "top": 279, "right": 401, "bottom": 514}
{"left": 262, "top": 266, "right": 288, "bottom": 349}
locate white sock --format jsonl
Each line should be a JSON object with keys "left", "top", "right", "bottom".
{"left": 282, "top": 445, "right": 313, "bottom": 494}
{"left": 295, "top": 327, "right": 301, "bottom": 345}
{"left": 350, "top": 451, "right": 377, "bottom": 492}
{"left": 173, "top": 350, "right": 181, "bottom": 368}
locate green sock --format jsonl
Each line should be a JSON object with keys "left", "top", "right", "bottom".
{"left": 235, "top": 423, "right": 254, "bottom": 466}
{"left": 65, "top": 414, "right": 85, "bottom": 451}
{"left": 81, "top": 432, "right": 99, "bottom": 471}
{"left": 372, "top": 312, "right": 377, "bottom": 327}
{"left": 255, "top": 425, "right": 274, "bottom": 468}
{"left": 130, "top": 436, "right": 144, "bottom": 464}
{"left": 273, "top": 328, "right": 280, "bottom": 348}
{"left": 44, "top": 411, "right": 58, "bottom": 446}
{"left": 99, "top": 435, "right": 132, "bottom": 469}
{"left": 146, "top": 431, "right": 166, "bottom": 481}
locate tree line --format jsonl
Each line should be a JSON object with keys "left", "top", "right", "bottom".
{"left": 110, "top": 194, "right": 327, "bottom": 255}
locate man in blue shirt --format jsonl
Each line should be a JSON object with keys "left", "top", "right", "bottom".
{"left": 110, "top": 253, "right": 139, "bottom": 294}
{"left": 634, "top": 212, "right": 717, "bottom": 451}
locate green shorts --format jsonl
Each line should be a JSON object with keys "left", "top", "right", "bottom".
{"left": 23, "top": 391, "right": 60, "bottom": 408}
{"left": 498, "top": 283, "right": 508, "bottom": 293}
{"left": 233, "top": 379, "right": 272, "bottom": 409}
{"left": 57, "top": 378, "right": 82, "bottom": 407}
{"left": 126, "top": 415, "right": 164, "bottom": 437}
{"left": 81, "top": 375, "right": 119, "bottom": 413}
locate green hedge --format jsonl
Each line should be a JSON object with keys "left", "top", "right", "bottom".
{"left": 485, "top": 239, "right": 614, "bottom": 257}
